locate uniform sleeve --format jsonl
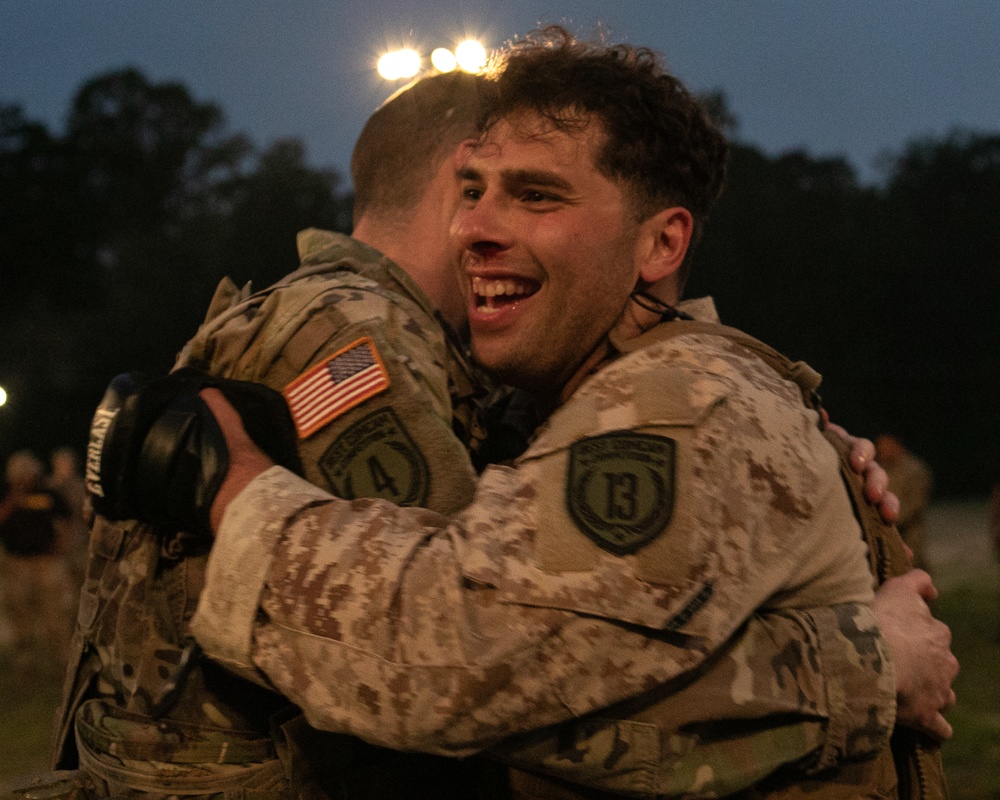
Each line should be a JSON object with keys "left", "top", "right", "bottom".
{"left": 490, "top": 604, "right": 896, "bottom": 797}
{"left": 192, "top": 333, "right": 894, "bottom": 795}
{"left": 199, "top": 280, "right": 479, "bottom": 518}
{"left": 192, "top": 453, "right": 894, "bottom": 767}
{"left": 276, "top": 316, "right": 478, "bottom": 517}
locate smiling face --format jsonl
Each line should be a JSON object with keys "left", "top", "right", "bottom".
{"left": 451, "top": 112, "right": 650, "bottom": 397}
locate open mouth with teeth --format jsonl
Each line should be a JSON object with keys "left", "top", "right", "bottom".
{"left": 471, "top": 276, "right": 540, "bottom": 314}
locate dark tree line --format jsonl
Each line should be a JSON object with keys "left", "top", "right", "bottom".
{"left": 688, "top": 104, "right": 1000, "bottom": 495}
{"left": 1, "top": 72, "right": 997, "bottom": 494}
{"left": 1, "top": 69, "right": 352, "bottom": 473}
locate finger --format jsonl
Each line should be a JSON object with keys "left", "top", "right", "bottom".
{"left": 851, "top": 435, "right": 877, "bottom": 472}
{"left": 198, "top": 388, "right": 253, "bottom": 447}
{"left": 199, "top": 387, "right": 234, "bottom": 422}
{"left": 916, "top": 571, "right": 939, "bottom": 603}
{"left": 826, "top": 422, "right": 859, "bottom": 461}
{"left": 878, "top": 492, "right": 900, "bottom": 524}
{"left": 863, "top": 464, "right": 889, "bottom": 503}
{"left": 825, "top": 420, "right": 848, "bottom": 440}
{"left": 897, "top": 568, "right": 937, "bottom": 601}
{"left": 926, "top": 713, "right": 954, "bottom": 741}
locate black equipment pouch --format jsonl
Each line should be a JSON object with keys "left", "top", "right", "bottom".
{"left": 85, "top": 368, "right": 302, "bottom": 534}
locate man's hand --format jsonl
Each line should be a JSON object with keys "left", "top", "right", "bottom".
{"left": 86, "top": 370, "right": 299, "bottom": 533}
{"left": 827, "top": 419, "right": 901, "bottom": 525}
{"left": 199, "top": 389, "right": 275, "bottom": 534}
{"left": 873, "top": 569, "right": 958, "bottom": 740}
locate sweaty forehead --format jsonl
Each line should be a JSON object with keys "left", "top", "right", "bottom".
{"left": 467, "top": 112, "right": 606, "bottom": 171}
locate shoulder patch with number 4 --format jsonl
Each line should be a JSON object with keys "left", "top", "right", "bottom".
{"left": 566, "top": 432, "right": 675, "bottom": 555}
{"left": 283, "top": 337, "right": 390, "bottom": 439}
{"left": 320, "top": 408, "right": 430, "bottom": 506}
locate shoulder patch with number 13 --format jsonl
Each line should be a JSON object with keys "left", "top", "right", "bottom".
{"left": 566, "top": 431, "right": 675, "bottom": 555}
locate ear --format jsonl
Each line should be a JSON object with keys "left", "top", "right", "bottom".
{"left": 635, "top": 206, "right": 693, "bottom": 286}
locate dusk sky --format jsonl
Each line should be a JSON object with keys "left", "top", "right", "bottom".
{"left": 3, "top": 1, "right": 998, "bottom": 186}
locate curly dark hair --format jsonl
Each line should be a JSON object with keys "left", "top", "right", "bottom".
{"left": 484, "top": 27, "right": 728, "bottom": 266}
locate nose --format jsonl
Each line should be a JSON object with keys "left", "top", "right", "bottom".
{"left": 450, "top": 191, "right": 511, "bottom": 264}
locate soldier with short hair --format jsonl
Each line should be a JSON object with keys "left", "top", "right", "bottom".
{"left": 49, "top": 71, "right": 494, "bottom": 798}
{"left": 187, "top": 28, "right": 956, "bottom": 799}
{"left": 43, "top": 68, "right": 888, "bottom": 799}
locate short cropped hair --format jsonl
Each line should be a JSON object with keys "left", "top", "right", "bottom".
{"left": 484, "top": 27, "right": 728, "bottom": 282}
{"left": 351, "top": 71, "right": 488, "bottom": 226}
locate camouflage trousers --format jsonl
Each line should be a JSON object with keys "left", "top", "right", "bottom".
{"left": 1, "top": 768, "right": 287, "bottom": 800}
{"left": 6, "top": 701, "right": 296, "bottom": 800}
{"left": 38, "top": 700, "right": 500, "bottom": 800}
{"left": 2, "top": 771, "right": 92, "bottom": 800}
{"left": 67, "top": 698, "right": 293, "bottom": 799}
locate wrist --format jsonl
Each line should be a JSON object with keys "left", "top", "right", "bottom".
{"left": 209, "top": 454, "right": 273, "bottom": 534}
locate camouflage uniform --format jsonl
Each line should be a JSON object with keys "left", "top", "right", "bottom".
{"left": 190, "top": 298, "right": 896, "bottom": 797}
{"left": 51, "top": 229, "right": 485, "bottom": 797}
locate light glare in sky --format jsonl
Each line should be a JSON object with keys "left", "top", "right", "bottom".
{"left": 431, "top": 48, "right": 458, "bottom": 73}
{"left": 455, "top": 40, "right": 487, "bottom": 73}
{"left": 0, "top": 386, "right": 7, "bottom": 407}
{"left": 378, "top": 39, "right": 487, "bottom": 81}
{"left": 377, "top": 49, "right": 421, "bottom": 80}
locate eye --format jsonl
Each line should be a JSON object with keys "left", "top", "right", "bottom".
{"left": 461, "top": 185, "right": 483, "bottom": 202}
{"left": 519, "top": 188, "right": 566, "bottom": 207}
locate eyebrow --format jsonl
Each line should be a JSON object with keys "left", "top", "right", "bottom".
{"left": 457, "top": 165, "right": 574, "bottom": 193}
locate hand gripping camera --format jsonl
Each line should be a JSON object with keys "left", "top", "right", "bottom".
{"left": 85, "top": 369, "right": 302, "bottom": 533}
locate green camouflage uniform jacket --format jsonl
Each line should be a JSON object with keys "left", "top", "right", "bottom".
{"left": 51, "top": 230, "right": 486, "bottom": 797}
{"left": 189, "top": 297, "right": 896, "bottom": 798}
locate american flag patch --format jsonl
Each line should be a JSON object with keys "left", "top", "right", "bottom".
{"left": 283, "top": 337, "right": 390, "bottom": 439}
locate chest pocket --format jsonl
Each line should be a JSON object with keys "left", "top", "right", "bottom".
{"left": 477, "top": 362, "right": 732, "bottom": 634}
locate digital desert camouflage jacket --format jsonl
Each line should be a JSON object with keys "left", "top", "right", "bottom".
{"left": 190, "top": 298, "right": 897, "bottom": 798}
{"left": 51, "top": 229, "right": 486, "bottom": 796}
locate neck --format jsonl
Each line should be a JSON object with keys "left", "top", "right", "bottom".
{"left": 352, "top": 215, "right": 466, "bottom": 331}
{"left": 551, "top": 337, "right": 614, "bottom": 410}
{"left": 546, "top": 285, "right": 680, "bottom": 411}
{"left": 351, "top": 216, "right": 407, "bottom": 269}
{"left": 518, "top": 331, "right": 615, "bottom": 417}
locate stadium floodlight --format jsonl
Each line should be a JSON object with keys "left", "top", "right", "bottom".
{"left": 431, "top": 47, "right": 458, "bottom": 73}
{"left": 0, "top": 386, "right": 7, "bottom": 407}
{"left": 377, "top": 49, "right": 422, "bottom": 81}
{"left": 455, "top": 39, "right": 487, "bottom": 73}
{"left": 378, "top": 39, "right": 489, "bottom": 81}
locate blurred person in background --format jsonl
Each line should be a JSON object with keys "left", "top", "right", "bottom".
{"left": 0, "top": 450, "right": 74, "bottom": 675}
{"left": 46, "top": 447, "right": 89, "bottom": 599}
{"left": 876, "top": 433, "right": 934, "bottom": 573}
